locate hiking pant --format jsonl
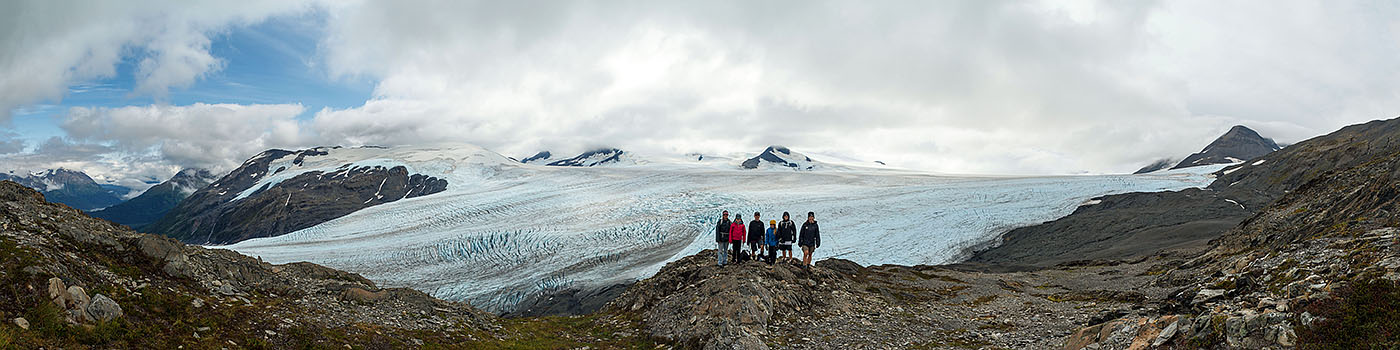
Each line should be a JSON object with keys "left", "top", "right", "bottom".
{"left": 717, "top": 242, "right": 728, "bottom": 266}
{"left": 767, "top": 246, "right": 777, "bottom": 264}
{"left": 731, "top": 241, "right": 743, "bottom": 262}
{"left": 748, "top": 242, "right": 760, "bottom": 257}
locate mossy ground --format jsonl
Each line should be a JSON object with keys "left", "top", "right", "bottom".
{"left": 0, "top": 236, "right": 666, "bottom": 349}
{"left": 1297, "top": 278, "right": 1400, "bottom": 349}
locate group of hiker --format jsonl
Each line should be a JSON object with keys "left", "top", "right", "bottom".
{"left": 714, "top": 210, "right": 821, "bottom": 267}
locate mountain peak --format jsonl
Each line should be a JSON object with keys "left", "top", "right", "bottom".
{"left": 742, "top": 146, "right": 817, "bottom": 170}
{"left": 1171, "top": 125, "right": 1279, "bottom": 170}
{"left": 520, "top": 151, "right": 553, "bottom": 164}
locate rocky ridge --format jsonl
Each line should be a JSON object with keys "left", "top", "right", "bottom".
{"left": 971, "top": 118, "right": 1400, "bottom": 268}
{"left": 147, "top": 147, "right": 449, "bottom": 244}
{"left": 1061, "top": 136, "right": 1400, "bottom": 349}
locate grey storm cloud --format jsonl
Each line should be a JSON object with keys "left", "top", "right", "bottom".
{"left": 3, "top": 0, "right": 1400, "bottom": 186}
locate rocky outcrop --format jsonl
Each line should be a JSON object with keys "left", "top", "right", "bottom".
{"left": 147, "top": 148, "right": 449, "bottom": 244}
{"left": 1061, "top": 125, "right": 1400, "bottom": 349}
{"left": 607, "top": 250, "right": 1185, "bottom": 349}
{"left": 1172, "top": 125, "right": 1280, "bottom": 170}
{"left": 0, "top": 179, "right": 495, "bottom": 348}
{"left": 91, "top": 168, "right": 217, "bottom": 230}
{"left": 972, "top": 118, "right": 1400, "bottom": 268}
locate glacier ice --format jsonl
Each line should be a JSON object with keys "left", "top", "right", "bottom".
{"left": 220, "top": 144, "right": 1230, "bottom": 312}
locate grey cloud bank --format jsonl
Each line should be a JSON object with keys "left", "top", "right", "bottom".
{"left": 3, "top": 0, "right": 1399, "bottom": 185}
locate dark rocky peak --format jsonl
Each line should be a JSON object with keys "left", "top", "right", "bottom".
{"left": 1172, "top": 125, "right": 1280, "bottom": 169}
{"left": 147, "top": 147, "right": 449, "bottom": 245}
{"left": 520, "top": 151, "right": 553, "bottom": 164}
{"left": 547, "top": 148, "right": 625, "bottom": 167}
{"left": 741, "top": 145, "right": 816, "bottom": 170}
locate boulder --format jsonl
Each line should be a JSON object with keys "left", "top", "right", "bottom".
{"left": 47, "top": 277, "right": 70, "bottom": 307}
{"left": 86, "top": 294, "right": 123, "bottom": 322}
{"left": 66, "top": 285, "right": 92, "bottom": 323}
{"left": 343, "top": 287, "right": 388, "bottom": 303}
{"left": 1192, "top": 289, "right": 1225, "bottom": 305}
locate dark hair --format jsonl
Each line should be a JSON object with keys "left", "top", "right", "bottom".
{"left": 754, "top": 212, "right": 760, "bottom": 216}
{"left": 722, "top": 210, "right": 729, "bottom": 214}
{"left": 807, "top": 211, "right": 815, "bottom": 217}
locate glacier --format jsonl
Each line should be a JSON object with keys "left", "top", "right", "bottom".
{"left": 219, "top": 144, "right": 1230, "bottom": 312}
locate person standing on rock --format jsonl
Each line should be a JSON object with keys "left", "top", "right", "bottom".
{"left": 715, "top": 210, "right": 732, "bottom": 266}
{"left": 765, "top": 220, "right": 778, "bottom": 264}
{"left": 729, "top": 214, "right": 747, "bottom": 263}
{"left": 778, "top": 212, "right": 797, "bottom": 263}
{"left": 747, "top": 212, "right": 765, "bottom": 261}
{"left": 799, "top": 211, "right": 821, "bottom": 267}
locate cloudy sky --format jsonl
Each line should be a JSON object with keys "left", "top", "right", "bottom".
{"left": 3, "top": 0, "right": 1399, "bottom": 190}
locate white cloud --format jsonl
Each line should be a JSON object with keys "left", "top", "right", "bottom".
{"left": 0, "top": 0, "right": 315, "bottom": 120}
{"left": 60, "top": 103, "right": 307, "bottom": 170}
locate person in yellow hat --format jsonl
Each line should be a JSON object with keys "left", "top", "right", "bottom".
{"left": 764, "top": 219, "right": 778, "bottom": 264}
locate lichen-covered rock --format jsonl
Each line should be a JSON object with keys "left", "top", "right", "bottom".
{"left": 87, "top": 294, "right": 123, "bottom": 322}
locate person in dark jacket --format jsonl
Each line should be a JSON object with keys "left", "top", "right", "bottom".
{"left": 747, "top": 212, "right": 765, "bottom": 260}
{"left": 777, "top": 212, "right": 797, "bottom": 263}
{"left": 798, "top": 211, "right": 821, "bottom": 267}
{"left": 715, "top": 211, "right": 731, "bottom": 266}
{"left": 729, "top": 215, "right": 746, "bottom": 263}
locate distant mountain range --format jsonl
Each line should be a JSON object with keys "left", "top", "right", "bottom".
{"left": 90, "top": 169, "right": 218, "bottom": 230}
{"left": 0, "top": 168, "right": 126, "bottom": 211}
{"left": 1133, "top": 125, "right": 1280, "bottom": 174}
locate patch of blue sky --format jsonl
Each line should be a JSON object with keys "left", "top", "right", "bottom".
{"left": 8, "top": 11, "right": 375, "bottom": 149}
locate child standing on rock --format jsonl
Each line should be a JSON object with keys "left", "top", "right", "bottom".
{"left": 765, "top": 220, "right": 778, "bottom": 264}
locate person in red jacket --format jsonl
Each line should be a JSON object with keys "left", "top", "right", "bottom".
{"left": 729, "top": 216, "right": 746, "bottom": 263}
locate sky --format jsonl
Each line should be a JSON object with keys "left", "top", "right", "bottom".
{"left": 3, "top": 0, "right": 1400, "bottom": 191}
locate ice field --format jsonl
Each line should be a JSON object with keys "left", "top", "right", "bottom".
{"left": 221, "top": 144, "right": 1229, "bottom": 312}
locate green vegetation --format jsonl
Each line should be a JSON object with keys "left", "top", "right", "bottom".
{"left": 1297, "top": 279, "right": 1400, "bottom": 349}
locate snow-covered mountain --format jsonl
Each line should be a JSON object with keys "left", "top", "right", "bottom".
{"left": 91, "top": 169, "right": 218, "bottom": 230}
{"left": 0, "top": 168, "right": 126, "bottom": 211}
{"left": 1172, "top": 125, "right": 1280, "bottom": 170}
{"left": 147, "top": 145, "right": 465, "bottom": 244}
{"left": 741, "top": 146, "right": 820, "bottom": 170}
{"left": 209, "top": 142, "right": 1232, "bottom": 313}
{"left": 545, "top": 148, "right": 629, "bottom": 167}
